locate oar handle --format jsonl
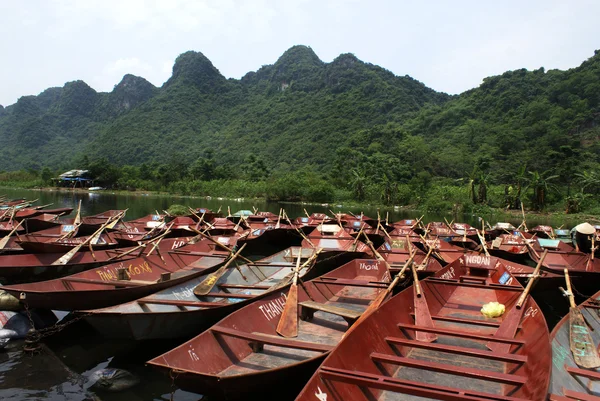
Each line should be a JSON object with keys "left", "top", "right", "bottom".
{"left": 516, "top": 249, "right": 547, "bottom": 308}
{"left": 564, "top": 268, "right": 577, "bottom": 308}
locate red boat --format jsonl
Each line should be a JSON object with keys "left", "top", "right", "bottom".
{"left": 487, "top": 233, "right": 531, "bottom": 263}
{"left": 0, "top": 238, "right": 231, "bottom": 310}
{"left": 82, "top": 241, "right": 362, "bottom": 340}
{"left": 295, "top": 257, "right": 551, "bottom": 401}
{"left": 15, "top": 232, "right": 119, "bottom": 254}
{"left": 147, "top": 257, "right": 391, "bottom": 399}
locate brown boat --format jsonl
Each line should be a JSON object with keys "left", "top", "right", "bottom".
{"left": 0, "top": 238, "right": 231, "bottom": 310}
{"left": 487, "top": 233, "right": 531, "bottom": 263}
{"left": 147, "top": 257, "right": 391, "bottom": 399}
{"left": 295, "top": 257, "right": 551, "bottom": 401}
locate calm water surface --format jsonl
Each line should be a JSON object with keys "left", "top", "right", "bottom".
{"left": 0, "top": 188, "right": 574, "bottom": 400}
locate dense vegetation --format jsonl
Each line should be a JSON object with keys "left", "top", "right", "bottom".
{"left": 1, "top": 46, "right": 599, "bottom": 214}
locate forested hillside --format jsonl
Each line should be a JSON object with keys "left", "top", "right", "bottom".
{"left": 1, "top": 46, "right": 599, "bottom": 212}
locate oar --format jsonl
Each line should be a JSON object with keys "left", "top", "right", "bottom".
{"left": 487, "top": 249, "right": 547, "bottom": 353}
{"left": 345, "top": 246, "right": 417, "bottom": 338}
{"left": 74, "top": 200, "right": 82, "bottom": 225}
{"left": 107, "top": 228, "right": 173, "bottom": 261}
{"left": 283, "top": 210, "right": 315, "bottom": 248}
{"left": 51, "top": 219, "right": 114, "bottom": 265}
{"left": 194, "top": 243, "right": 247, "bottom": 296}
{"left": 520, "top": 202, "right": 528, "bottom": 232}
{"left": 477, "top": 229, "right": 490, "bottom": 257}
{"left": 410, "top": 215, "right": 424, "bottom": 230}
{"left": 406, "top": 239, "right": 437, "bottom": 342}
{"left": 276, "top": 252, "right": 303, "bottom": 337}
{"left": 0, "top": 220, "right": 24, "bottom": 250}
{"left": 191, "top": 229, "right": 255, "bottom": 265}
{"left": 304, "top": 208, "right": 310, "bottom": 218}
{"left": 269, "top": 248, "right": 323, "bottom": 291}
{"left": 564, "top": 269, "right": 600, "bottom": 368}
{"left": 275, "top": 208, "right": 282, "bottom": 229}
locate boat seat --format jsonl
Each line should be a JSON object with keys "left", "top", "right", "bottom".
{"left": 299, "top": 301, "right": 362, "bottom": 325}
{"left": 315, "top": 277, "right": 388, "bottom": 288}
{"left": 409, "top": 312, "right": 523, "bottom": 330}
{"left": 204, "top": 292, "right": 255, "bottom": 299}
{"left": 218, "top": 283, "right": 271, "bottom": 290}
{"left": 371, "top": 353, "right": 526, "bottom": 385}
{"left": 138, "top": 298, "right": 225, "bottom": 308}
{"left": 396, "top": 322, "right": 526, "bottom": 345}
{"left": 562, "top": 389, "right": 599, "bottom": 401}
{"left": 318, "top": 366, "right": 530, "bottom": 401}
{"left": 385, "top": 337, "right": 527, "bottom": 364}
{"left": 566, "top": 365, "right": 600, "bottom": 380}
{"left": 210, "top": 326, "right": 332, "bottom": 353}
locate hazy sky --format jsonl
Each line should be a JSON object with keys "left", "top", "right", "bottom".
{"left": 1, "top": 0, "right": 599, "bottom": 106}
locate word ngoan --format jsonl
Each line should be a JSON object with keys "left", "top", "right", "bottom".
{"left": 96, "top": 261, "right": 153, "bottom": 281}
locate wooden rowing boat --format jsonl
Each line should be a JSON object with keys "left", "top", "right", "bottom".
{"left": 82, "top": 240, "right": 367, "bottom": 340}
{"left": 295, "top": 256, "right": 551, "bottom": 401}
{"left": 147, "top": 257, "right": 391, "bottom": 399}
{"left": 0, "top": 238, "right": 231, "bottom": 310}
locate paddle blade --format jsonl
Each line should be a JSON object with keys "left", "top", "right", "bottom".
{"left": 414, "top": 286, "right": 437, "bottom": 343}
{"left": 570, "top": 307, "right": 600, "bottom": 368}
{"left": 51, "top": 243, "right": 84, "bottom": 265}
{"left": 276, "top": 285, "right": 299, "bottom": 338}
{"left": 194, "top": 266, "right": 226, "bottom": 297}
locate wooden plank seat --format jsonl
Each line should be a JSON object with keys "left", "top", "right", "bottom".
{"left": 138, "top": 298, "right": 225, "bottom": 308}
{"left": 61, "top": 277, "right": 156, "bottom": 287}
{"left": 424, "top": 278, "right": 523, "bottom": 291}
{"left": 385, "top": 337, "right": 527, "bottom": 364}
{"left": 210, "top": 326, "right": 332, "bottom": 353}
{"left": 370, "top": 353, "right": 526, "bottom": 386}
{"left": 204, "top": 292, "right": 255, "bottom": 299}
{"left": 397, "top": 323, "right": 526, "bottom": 345}
{"left": 299, "top": 301, "right": 363, "bottom": 325}
{"left": 409, "top": 312, "right": 523, "bottom": 330}
{"left": 318, "top": 366, "right": 530, "bottom": 401}
{"left": 315, "top": 277, "right": 388, "bottom": 288}
{"left": 218, "top": 283, "right": 271, "bottom": 290}
{"left": 562, "top": 389, "right": 600, "bottom": 401}
{"left": 566, "top": 365, "right": 600, "bottom": 381}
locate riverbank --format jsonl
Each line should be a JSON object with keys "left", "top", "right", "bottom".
{"left": 2, "top": 185, "right": 597, "bottom": 228}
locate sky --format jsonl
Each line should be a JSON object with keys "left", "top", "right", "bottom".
{"left": 1, "top": 0, "right": 599, "bottom": 106}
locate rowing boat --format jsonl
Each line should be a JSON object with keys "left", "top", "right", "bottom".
{"left": 0, "top": 238, "right": 231, "bottom": 310}
{"left": 295, "top": 255, "right": 551, "bottom": 401}
{"left": 147, "top": 258, "right": 391, "bottom": 399}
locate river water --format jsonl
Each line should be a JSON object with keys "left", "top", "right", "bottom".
{"left": 0, "top": 188, "right": 572, "bottom": 400}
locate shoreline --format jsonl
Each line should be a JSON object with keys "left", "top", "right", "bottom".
{"left": 2, "top": 185, "right": 598, "bottom": 226}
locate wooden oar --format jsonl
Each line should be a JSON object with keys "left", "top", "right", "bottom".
{"left": 477, "top": 229, "right": 490, "bottom": 257}
{"left": 487, "top": 249, "right": 548, "bottom": 353}
{"left": 269, "top": 248, "right": 323, "bottom": 291}
{"left": 276, "top": 252, "right": 303, "bottom": 338}
{"left": 409, "top": 215, "right": 424, "bottom": 230}
{"left": 51, "top": 218, "right": 115, "bottom": 266}
{"left": 107, "top": 228, "right": 173, "bottom": 261}
{"left": 406, "top": 239, "right": 437, "bottom": 342}
{"left": 283, "top": 211, "right": 315, "bottom": 248}
{"left": 74, "top": 200, "right": 82, "bottom": 225}
{"left": 564, "top": 268, "right": 600, "bottom": 368}
{"left": 344, "top": 246, "right": 417, "bottom": 338}
{"left": 194, "top": 243, "right": 248, "bottom": 296}
{"left": 0, "top": 220, "right": 24, "bottom": 250}
{"left": 191, "top": 230, "right": 255, "bottom": 265}
{"left": 304, "top": 208, "right": 310, "bottom": 218}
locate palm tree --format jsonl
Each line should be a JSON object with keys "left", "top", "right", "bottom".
{"left": 527, "top": 170, "right": 559, "bottom": 211}
{"left": 513, "top": 164, "right": 527, "bottom": 209}
{"left": 350, "top": 168, "right": 366, "bottom": 201}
